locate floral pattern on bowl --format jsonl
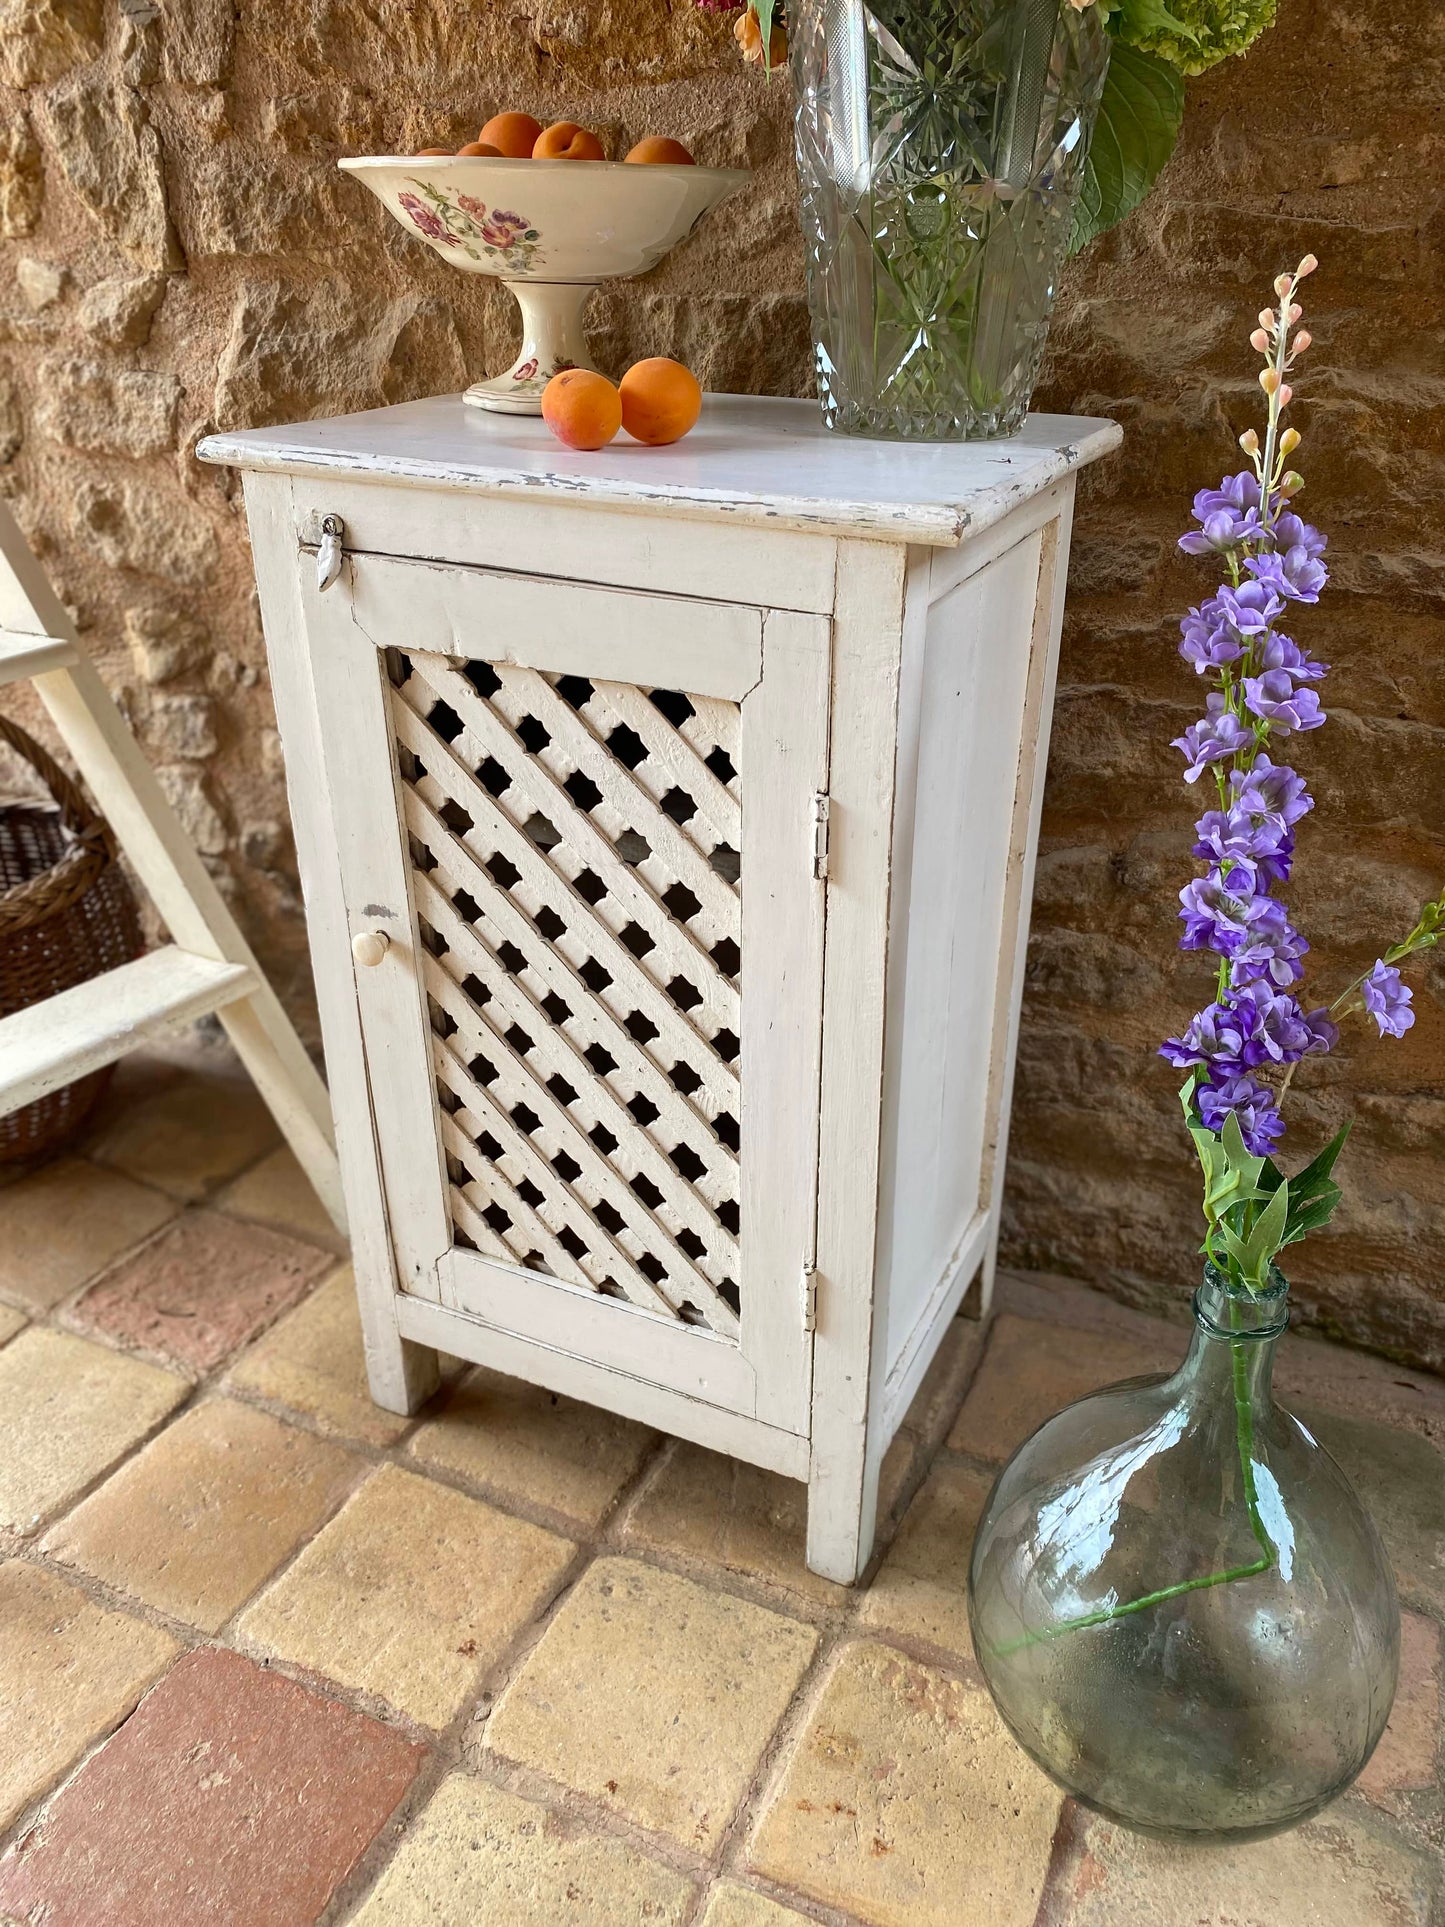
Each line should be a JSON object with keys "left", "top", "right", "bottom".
{"left": 397, "top": 181, "right": 545, "bottom": 272}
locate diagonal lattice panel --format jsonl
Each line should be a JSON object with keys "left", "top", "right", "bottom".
{"left": 387, "top": 650, "right": 744, "bottom": 1339}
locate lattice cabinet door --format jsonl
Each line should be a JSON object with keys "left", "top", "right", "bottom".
{"left": 299, "top": 551, "right": 829, "bottom": 1440}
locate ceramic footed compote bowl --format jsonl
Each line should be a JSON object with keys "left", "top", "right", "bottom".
{"left": 340, "top": 156, "right": 746, "bottom": 414}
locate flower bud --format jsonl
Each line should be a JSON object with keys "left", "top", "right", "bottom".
{"left": 1287, "top": 303, "right": 1302, "bottom": 324}
{"left": 1280, "top": 470, "right": 1305, "bottom": 496}
{"left": 1249, "top": 328, "right": 1270, "bottom": 352}
{"left": 1274, "top": 273, "right": 1293, "bottom": 297}
{"left": 1259, "top": 366, "right": 1281, "bottom": 394}
{"left": 1297, "top": 253, "right": 1318, "bottom": 276}
{"left": 1239, "top": 428, "right": 1260, "bottom": 456}
{"left": 1278, "top": 383, "right": 1293, "bottom": 407}
{"left": 1258, "top": 308, "right": 1275, "bottom": 329}
{"left": 1279, "top": 426, "right": 1301, "bottom": 456}
{"left": 1291, "top": 330, "right": 1311, "bottom": 354}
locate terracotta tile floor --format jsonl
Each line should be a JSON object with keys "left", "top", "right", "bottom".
{"left": 1, "top": 1045, "right": 1442, "bottom": 1926}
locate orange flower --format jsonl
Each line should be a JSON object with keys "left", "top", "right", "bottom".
{"left": 734, "top": 7, "right": 787, "bottom": 65}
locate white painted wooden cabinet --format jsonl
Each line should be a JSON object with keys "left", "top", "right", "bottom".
{"left": 201, "top": 395, "right": 1119, "bottom": 1581}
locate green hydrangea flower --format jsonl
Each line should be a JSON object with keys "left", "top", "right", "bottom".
{"left": 1108, "top": 0, "right": 1278, "bottom": 75}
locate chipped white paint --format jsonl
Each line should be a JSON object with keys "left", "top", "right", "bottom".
{"left": 198, "top": 393, "right": 1120, "bottom": 548}
{"left": 211, "top": 394, "right": 1117, "bottom": 1582}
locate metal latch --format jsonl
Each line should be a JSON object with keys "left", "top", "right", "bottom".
{"left": 315, "top": 513, "right": 345, "bottom": 593}
{"left": 811, "top": 792, "right": 831, "bottom": 881}
{"left": 801, "top": 1264, "right": 819, "bottom": 1334}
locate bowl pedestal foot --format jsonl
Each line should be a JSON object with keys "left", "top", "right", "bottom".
{"left": 464, "top": 280, "right": 597, "bottom": 416}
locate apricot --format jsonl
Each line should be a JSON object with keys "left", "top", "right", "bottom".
{"left": 619, "top": 358, "right": 702, "bottom": 446}
{"left": 541, "top": 369, "right": 622, "bottom": 450}
{"left": 456, "top": 140, "right": 502, "bottom": 156}
{"left": 479, "top": 112, "right": 543, "bottom": 158}
{"left": 416, "top": 147, "right": 452, "bottom": 156}
{"left": 533, "top": 121, "right": 605, "bottom": 161}
{"left": 624, "top": 136, "right": 695, "bottom": 166}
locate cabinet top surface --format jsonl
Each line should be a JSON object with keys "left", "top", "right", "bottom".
{"left": 198, "top": 393, "right": 1120, "bottom": 547}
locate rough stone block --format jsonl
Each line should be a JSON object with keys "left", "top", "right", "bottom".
{"left": 0, "top": 1563, "right": 178, "bottom": 1831}
{"left": 408, "top": 1366, "right": 655, "bottom": 1528}
{"left": 0, "top": 1646, "right": 425, "bottom": 1925}
{"left": 1358, "top": 1611, "right": 1442, "bottom": 1810}
{"left": 73, "top": 1209, "right": 332, "bottom": 1373}
{"left": 44, "top": 1399, "right": 361, "bottom": 1631}
{"left": 750, "top": 1643, "right": 1061, "bottom": 1927}
{"left": 86, "top": 1063, "right": 279, "bottom": 1200}
{"left": 239, "top": 1464, "right": 574, "bottom": 1727}
{"left": 77, "top": 271, "right": 168, "bottom": 347}
{"left": 1054, "top": 1807, "right": 1435, "bottom": 1926}
{"left": 217, "top": 1145, "right": 348, "bottom": 1252}
{"left": 0, "top": 1327, "right": 186, "bottom": 1535}
{"left": 0, "top": 1155, "right": 179, "bottom": 1310}
{"left": 622, "top": 1441, "right": 849, "bottom": 1609}
{"left": 949, "top": 1313, "right": 1172, "bottom": 1463}
{"left": 858, "top": 1460, "right": 995, "bottom": 1658}
{"left": 225, "top": 1265, "right": 412, "bottom": 1445}
{"left": 485, "top": 1557, "right": 817, "bottom": 1852}
{"left": 0, "top": 0, "right": 104, "bottom": 87}
{"left": 36, "top": 356, "right": 179, "bottom": 456}
{"left": 34, "top": 72, "right": 178, "bottom": 269}
{"left": 699, "top": 1885, "right": 815, "bottom": 1926}
{"left": 350, "top": 1773, "right": 696, "bottom": 1926}
{"left": 0, "top": 115, "right": 43, "bottom": 235}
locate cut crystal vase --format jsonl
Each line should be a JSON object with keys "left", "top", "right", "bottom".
{"left": 789, "top": 0, "right": 1109, "bottom": 439}
{"left": 969, "top": 1266, "right": 1401, "bottom": 1838}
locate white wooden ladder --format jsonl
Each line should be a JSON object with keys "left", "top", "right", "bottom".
{"left": 0, "top": 501, "right": 346, "bottom": 1234}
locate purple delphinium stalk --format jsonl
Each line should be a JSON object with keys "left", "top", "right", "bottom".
{"left": 1161, "top": 260, "right": 1332, "bottom": 1154}
{"left": 1163, "top": 258, "right": 1438, "bottom": 1212}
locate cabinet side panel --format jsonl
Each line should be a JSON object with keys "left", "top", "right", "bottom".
{"left": 879, "top": 530, "right": 1043, "bottom": 1369}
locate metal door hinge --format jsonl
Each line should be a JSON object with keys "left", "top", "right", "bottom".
{"left": 810, "top": 792, "right": 831, "bottom": 881}
{"left": 801, "top": 1264, "right": 819, "bottom": 1334}
{"left": 315, "top": 513, "right": 345, "bottom": 593}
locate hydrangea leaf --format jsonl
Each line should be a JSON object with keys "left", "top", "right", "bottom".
{"left": 1069, "top": 41, "right": 1184, "bottom": 256}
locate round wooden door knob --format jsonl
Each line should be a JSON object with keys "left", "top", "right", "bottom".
{"left": 351, "top": 930, "right": 390, "bottom": 968}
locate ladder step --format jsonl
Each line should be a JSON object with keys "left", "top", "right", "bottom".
{"left": 0, "top": 627, "right": 79, "bottom": 687}
{"left": 0, "top": 947, "right": 257, "bottom": 1116}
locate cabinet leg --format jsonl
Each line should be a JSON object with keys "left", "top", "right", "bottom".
{"left": 805, "top": 1433, "right": 884, "bottom": 1585}
{"left": 358, "top": 1301, "right": 440, "bottom": 1416}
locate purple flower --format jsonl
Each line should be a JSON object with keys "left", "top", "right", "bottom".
{"left": 1196, "top": 1072, "right": 1285, "bottom": 1154}
{"left": 1179, "top": 509, "right": 1258, "bottom": 556}
{"left": 1191, "top": 471, "right": 1262, "bottom": 525}
{"left": 1233, "top": 983, "right": 1338, "bottom": 1066}
{"left": 1215, "top": 579, "right": 1286, "bottom": 636}
{"left": 1247, "top": 546, "right": 1328, "bottom": 604}
{"left": 1178, "top": 873, "right": 1280, "bottom": 955}
{"left": 1272, "top": 512, "right": 1327, "bottom": 560}
{"left": 398, "top": 192, "right": 453, "bottom": 243}
{"left": 1230, "top": 755, "right": 1314, "bottom": 828}
{"left": 1228, "top": 898, "right": 1309, "bottom": 988}
{"left": 1173, "top": 694, "right": 1255, "bottom": 781}
{"left": 1159, "top": 1000, "right": 1247, "bottom": 1072}
{"left": 1193, "top": 806, "right": 1293, "bottom": 885}
{"left": 1257, "top": 631, "right": 1329, "bottom": 683}
{"left": 1179, "top": 599, "right": 1244, "bottom": 673}
{"left": 1242, "top": 670, "right": 1326, "bottom": 732}
{"left": 1360, "top": 960, "right": 1415, "bottom": 1037}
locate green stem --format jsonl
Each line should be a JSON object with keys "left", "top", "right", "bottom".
{"left": 996, "top": 1316, "right": 1275, "bottom": 1657}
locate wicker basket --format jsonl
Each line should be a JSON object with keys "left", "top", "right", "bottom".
{"left": 0, "top": 714, "right": 144, "bottom": 1163}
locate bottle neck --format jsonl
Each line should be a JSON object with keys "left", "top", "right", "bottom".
{"left": 1176, "top": 1264, "right": 1289, "bottom": 1407}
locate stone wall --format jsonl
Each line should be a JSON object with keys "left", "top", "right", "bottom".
{"left": 1, "top": 1, "right": 1440, "bottom": 1368}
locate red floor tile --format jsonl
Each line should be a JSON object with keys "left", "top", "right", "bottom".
{"left": 0, "top": 1646, "right": 425, "bottom": 1927}
{"left": 71, "top": 1211, "right": 334, "bottom": 1373}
